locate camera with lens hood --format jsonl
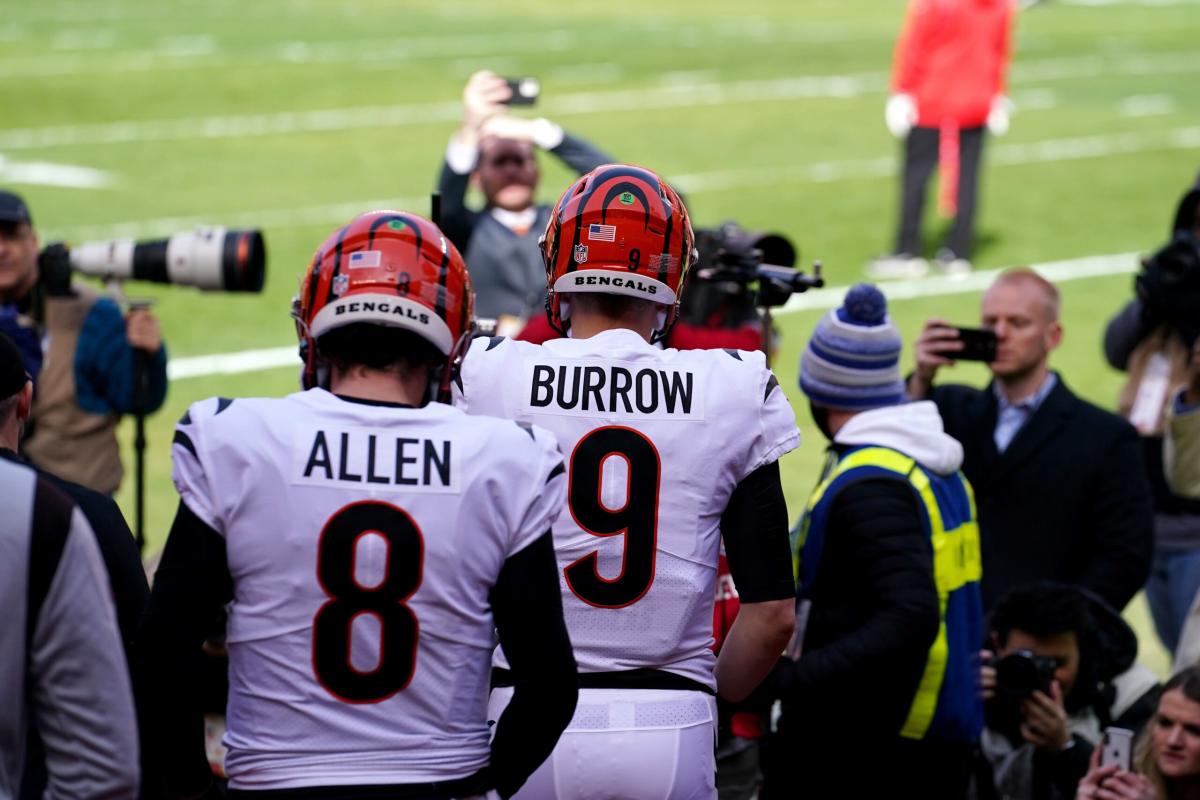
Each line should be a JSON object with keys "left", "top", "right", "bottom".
{"left": 37, "top": 226, "right": 266, "bottom": 296}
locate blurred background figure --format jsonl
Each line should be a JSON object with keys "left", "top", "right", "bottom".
{"left": 978, "top": 582, "right": 1157, "bottom": 800}
{"left": 0, "top": 330, "right": 148, "bottom": 797}
{"left": 1075, "top": 665, "right": 1200, "bottom": 800}
{"left": 0, "top": 455, "right": 139, "bottom": 800}
{"left": 1105, "top": 175, "right": 1200, "bottom": 658}
{"left": 1163, "top": 338, "right": 1200, "bottom": 502}
{"left": 436, "top": 70, "right": 613, "bottom": 335}
{"left": 0, "top": 189, "right": 168, "bottom": 495}
{"left": 869, "top": 0, "right": 1016, "bottom": 279}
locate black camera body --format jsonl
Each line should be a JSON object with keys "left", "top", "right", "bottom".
{"left": 993, "top": 649, "right": 1059, "bottom": 700}
{"left": 1138, "top": 229, "right": 1200, "bottom": 344}
{"left": 681, "top": 222, "right": 822, "bottom": 329}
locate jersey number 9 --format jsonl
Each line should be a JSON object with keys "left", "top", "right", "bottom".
{"left": 564, "top": 426, "right": 661, "bottom": 608}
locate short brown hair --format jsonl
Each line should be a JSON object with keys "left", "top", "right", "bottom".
{"left": 568, "top": 292, "right": 659, "bottom": 319}
{"left": 990, "top": 269, "right": 1061, "bottom": 322}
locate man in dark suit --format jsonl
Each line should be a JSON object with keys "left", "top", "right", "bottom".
{"left": 907, "top": 269, "right": 1154, "bottom": 611}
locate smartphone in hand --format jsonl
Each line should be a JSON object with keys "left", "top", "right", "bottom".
{"left": 1101, "top": 727, "right": 1134, "bottom": 771}
{"left": 503, "top": 77, "right": 540, "bottom": 106}
{"left": 948, "top": 326, "right": 998, "bottom": 363}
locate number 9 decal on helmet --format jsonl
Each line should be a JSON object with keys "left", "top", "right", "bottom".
{"left": 540, "top": 163, "right": 696, "bottom": 343}
{"left": 291, "top": 210, "right": 475, "bottom": 399}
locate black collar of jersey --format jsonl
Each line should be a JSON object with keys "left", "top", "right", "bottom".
{"left": 333, "top": 393, "right": 417, "bottom": 410}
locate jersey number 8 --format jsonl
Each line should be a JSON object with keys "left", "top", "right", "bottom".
{"left": 312, "top": 501, "right": 424, "bottom": 704}
{"left": 564, "top": 426, "right": 661, "bottom": 609}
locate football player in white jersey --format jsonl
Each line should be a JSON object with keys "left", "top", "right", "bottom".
{"left": 137, "top": 212, "right": 578, "bottom": 800}
{"left": 457, "top": 165, "right": 798, "bottom": 799}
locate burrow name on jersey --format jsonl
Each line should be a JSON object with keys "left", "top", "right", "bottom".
{"left": 524, "top": 360, "right": 704, "bottom": 419}
{"left": 292, "top": 427, "right": 459, "bottom": 493}
{"left": 571, "top": 274, "right": 657, "bottom": 295}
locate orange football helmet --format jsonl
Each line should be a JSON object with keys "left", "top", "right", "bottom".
{"left": 293, "top": 210, "right": 474, "bottom": 392}
{"left": 541, "top": 163, "right": 694, "bottom": 342}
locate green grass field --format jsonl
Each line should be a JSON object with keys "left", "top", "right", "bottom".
{"left": 4, "top": 0, "right": 1199, "bottom": 675}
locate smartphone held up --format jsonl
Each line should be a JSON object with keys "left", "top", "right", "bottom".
{"left": 503, "top": 76, "right": 540, "bottom": 106}
{"left": 933, "top": 325, "right": 998, "bottom": 363}
{"left": 1100, "top": 726, "right": 1134, "bottom": 771}
{"left": 952, "top": 326, "right": 998, "bottom": 363}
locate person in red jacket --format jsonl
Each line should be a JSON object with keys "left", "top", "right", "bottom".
{"left": 869, "top": 0, "right": 1016, "bottom": 279}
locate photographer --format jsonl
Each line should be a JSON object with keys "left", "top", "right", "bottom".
{"left": 977, "top": 582, "right": 1156, "bottom": 800}
{"left": 0, "top": 190, "right": 167, "bottom": 494}
{"left": 908, "top": 269, "right": 1154, "bottom": 612}
{"left": 1105, "top": 176, "right": 1200, "bottom": 657}
{"left": 436, "top": 70, "right": 613, "bottom": 332}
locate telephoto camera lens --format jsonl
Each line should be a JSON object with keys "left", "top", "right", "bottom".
{"left": 68, "top": 227, "right": 266, "bottom": 292}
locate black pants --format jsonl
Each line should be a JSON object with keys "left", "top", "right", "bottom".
{"left": 761, "top": 731, "right": 975, "bottom": 798}
{"left": 895, "top": 125, "right": 986, "bottom": 259}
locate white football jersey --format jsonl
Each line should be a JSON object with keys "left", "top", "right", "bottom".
{"left": 172, "top": 389, "right": 565, "bottom": 790}
{"left": 458, "top": 329, "right": 799, "bottom": 689}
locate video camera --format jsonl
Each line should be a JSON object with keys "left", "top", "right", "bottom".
{"left": 681, "top": 222, "right": 822, "bottom": 329}
{"left": 38, "top": 227, "right": 266, "bottom": 296}
{"left": 1138, "top": 229, "right": 1200, "bottom": 344}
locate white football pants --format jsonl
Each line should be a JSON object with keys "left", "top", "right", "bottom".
{"left": 488, "top": 686, "right": 717, "bottom": 800}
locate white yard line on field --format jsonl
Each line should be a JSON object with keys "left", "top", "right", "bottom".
{"left": 167, "top": 251, "right": 1140, "bottom": 381}
{"left": 0, "top": 157, "right": 114, "bottom": 189}
{"left": 671, "top": 125, "right": 1200, "bottom": 192}
{"left": 42, "top": 124, "right": 1200, "bottom": 242}
{"left": 3, "top": 48, "right": 1197, "bottom": 151}
{"left": 773, "top": 252, "right": 1139, "bottom": 315}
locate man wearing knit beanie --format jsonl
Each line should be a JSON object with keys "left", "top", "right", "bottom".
{"left": 763, "top": 285, "right": 984, "bottom": 799}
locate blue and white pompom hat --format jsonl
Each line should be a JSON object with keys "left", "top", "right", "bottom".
{"left": 799, "top": 283, "right": 906, "bottom": 410}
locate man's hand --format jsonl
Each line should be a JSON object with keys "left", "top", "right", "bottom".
{"left": 979, "top": 649, "right": 996, "bottom": 701}
{"left": 1019, "top": 680, "right": 1070, "bottom": 751}
{"left": 1186, "top": 337, "right": 1200, "bottom": 406}
{"left": 480, "top": 115, "right": 563, "bottom": 151}
{"left": 480, "top": 114, "right": 536, "bottom": 143}
{"left": 885, "top": 93, "right": 917, "bottom": 138}
{"left": 461, "top": 70, "right": 512, "bottom": 142}
{"left": 126, "top": 307, "right": 162, "bottom": 352}
{"left": 907, "top": 318, "right": 960, "bottom": 398}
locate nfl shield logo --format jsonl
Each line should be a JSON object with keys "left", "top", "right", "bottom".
{"left": 332, "top": 274, "right": 349, "bottom": 296}
{"left": 574, "top": 244, "right": 588, "bottom": 264}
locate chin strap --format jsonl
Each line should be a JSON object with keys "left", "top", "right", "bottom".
{"left": 544, "top": 292, "right": 569, "bottom": 338}
{"left": 435, "top": 325, "right": 478, "bottom": 404}
{"left": 649, "top": 303, "right": 678, "bottom": 345}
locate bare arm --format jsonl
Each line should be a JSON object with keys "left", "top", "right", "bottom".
{"left": 717, "top": 460, "right": 795, "bottom": 702}
{"left": 716, "top": 598, "right": 794, "bottom": 702}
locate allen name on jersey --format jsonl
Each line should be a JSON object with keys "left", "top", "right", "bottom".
{"left": 295, "top": 427, "right": 456, "bottom": 491}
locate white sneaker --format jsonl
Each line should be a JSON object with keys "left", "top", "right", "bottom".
{"left": 866, "top": 253, "right": 929, "bottom": 279}
{"left": 932, "top": 250, "right": 972, "bottom": 277}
